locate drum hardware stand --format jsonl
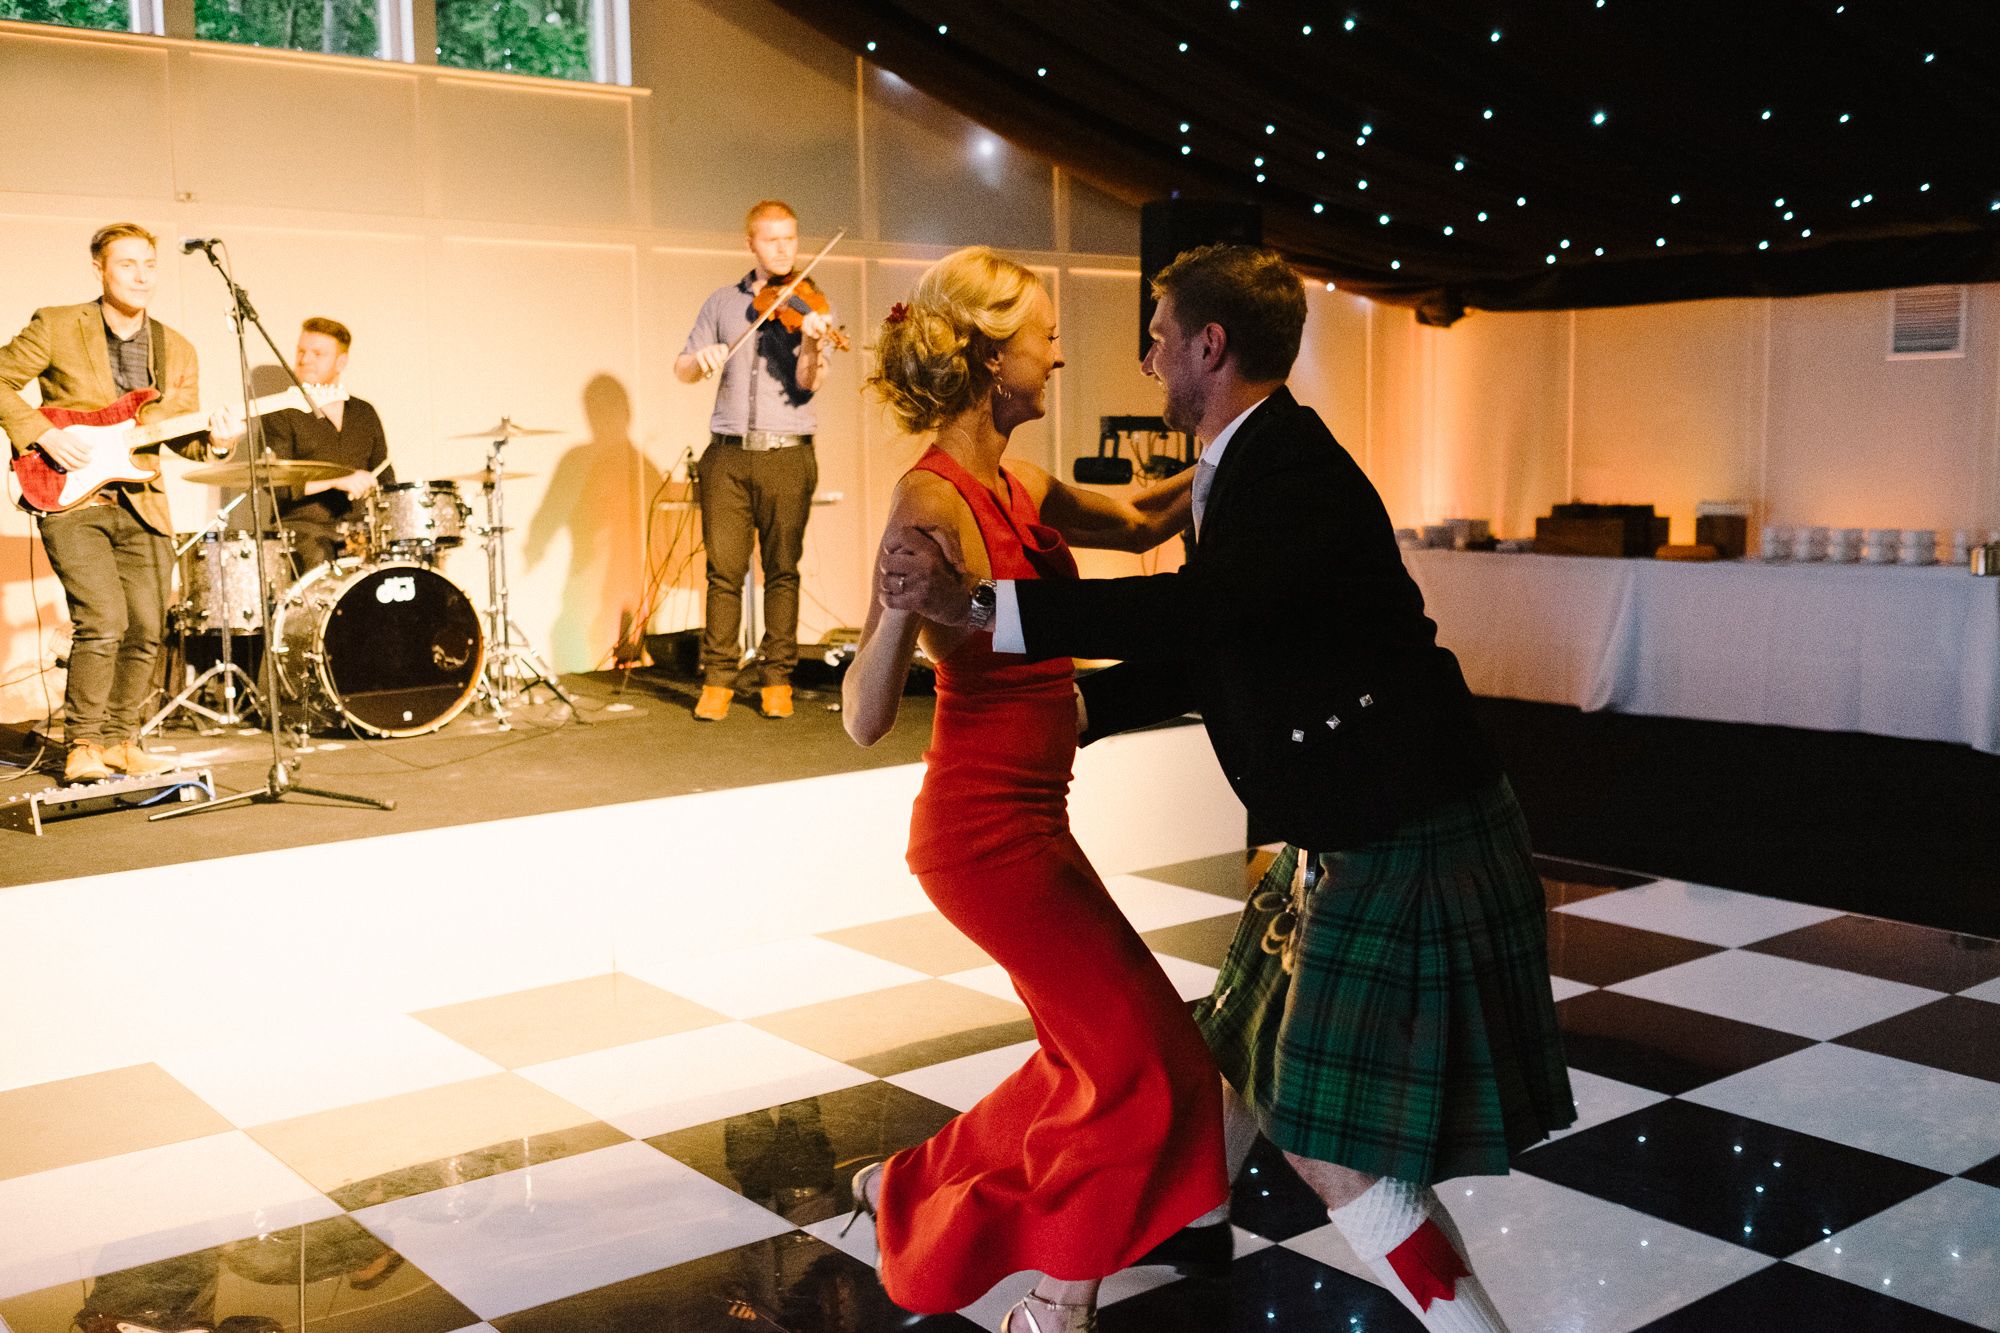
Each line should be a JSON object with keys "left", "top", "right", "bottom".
{"left": 142, "top": 491, "right": 270, "bottom": 737}
{"left": 468, "top": 424, "right": 577, "bottom": 730}
{"left": 154, "top": 241, "right": 394, "bottom": 821}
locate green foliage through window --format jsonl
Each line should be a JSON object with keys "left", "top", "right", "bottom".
{"left": 0, "top": 0, "right": 130, "bottom": 32}
{"left": 193, "top": 0, "right": 378, "bottom": 58}
{"left": 437, "top": 0, "right": 593, "bottom": 82}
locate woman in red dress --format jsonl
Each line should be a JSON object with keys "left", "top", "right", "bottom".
{"left": 841, "top": 248, "right": 1226, "bottom": 1332}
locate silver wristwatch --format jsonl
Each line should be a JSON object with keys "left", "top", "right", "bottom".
{"left": 967, "top": 579, "right": 998, "bottom": 631}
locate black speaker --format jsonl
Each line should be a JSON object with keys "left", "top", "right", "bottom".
{"left": 1138, "top": 200, "right": 1262, "bottom": 359}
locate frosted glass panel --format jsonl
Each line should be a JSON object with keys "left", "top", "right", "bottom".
{"left": 0, "top": 33, "right": 171, "bottom": 201}
{"left": 1070, "top": 177, "right": 1140, "bottom": 257}
{"left": 866, "top": 68, "right": 1054, "bottom": 253}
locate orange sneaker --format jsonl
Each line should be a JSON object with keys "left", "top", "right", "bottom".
{"left": 759, "top": 684, "right": 794, "bottom": 719}
{"left": 693, "top": 685, "right": 733, "bottom": 721}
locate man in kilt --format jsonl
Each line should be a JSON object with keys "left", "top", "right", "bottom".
{"left": 880, "top": 243, "right": 1574, "bottom": 1331}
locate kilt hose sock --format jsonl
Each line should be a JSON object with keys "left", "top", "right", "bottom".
{"left": 1330, "top": 1177, "right": 1510, "bottom": 1332}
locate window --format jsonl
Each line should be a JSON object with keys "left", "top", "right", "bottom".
{"left": 192, "top": 0, "right": 380, "bottom": 59}
{"left": 0, "top": 0, "right": 142, "bottom": 33}
{"left": 435, "top": 0, "right": 626, "bottom": 83}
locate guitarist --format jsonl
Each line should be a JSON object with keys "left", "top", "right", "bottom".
{"left": 0, "top": 222, "right": 244, "bottom": 784}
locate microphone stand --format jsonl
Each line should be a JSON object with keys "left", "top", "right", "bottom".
{"left": 155, "top": 241, "right": 394, "bottom": 821}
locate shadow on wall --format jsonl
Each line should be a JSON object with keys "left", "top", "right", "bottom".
{"left": 524, "top": 373, "right": 661, "bottom": 671}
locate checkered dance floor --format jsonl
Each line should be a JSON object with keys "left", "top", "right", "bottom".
{"left": 1, "top": 852, "right": 1995, "bottom": 1332}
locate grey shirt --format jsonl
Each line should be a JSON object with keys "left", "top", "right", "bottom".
{"left": 681, "top": 270, "right": 819, "bottom": 435}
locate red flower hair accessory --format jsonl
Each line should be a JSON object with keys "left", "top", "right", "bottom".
{"left": 887, "top": 302, "right": 909, "bottom": 324}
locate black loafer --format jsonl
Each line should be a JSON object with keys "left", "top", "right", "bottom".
{"left": 1132, "top": 1220, "right": 1232, "bottom": 1278}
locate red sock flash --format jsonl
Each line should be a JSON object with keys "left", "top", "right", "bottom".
{"left": 1384, "top": 1218, "right": 1472, "bottom": 1312}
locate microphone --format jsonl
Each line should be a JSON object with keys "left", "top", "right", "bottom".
{"left": 180, "top": 236, "right": 219, "bottom": 253}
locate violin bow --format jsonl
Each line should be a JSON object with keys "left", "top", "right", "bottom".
{"left": 707, "top": 226, "right": 849, "bottom": 380}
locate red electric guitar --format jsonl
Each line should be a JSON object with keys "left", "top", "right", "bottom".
{"left": 12, "top": 383, "right": 347, "bottom": 515}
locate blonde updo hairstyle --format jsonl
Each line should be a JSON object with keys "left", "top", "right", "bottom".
{"left": 869, "top": 247, "right": 1043, "bottom": 434}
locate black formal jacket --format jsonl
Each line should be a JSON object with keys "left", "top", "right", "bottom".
{"left": 263, "top": 397, "right": 393, "bottom": 531}
{"left": 1016, "top": 386, "right": 1501, "bottom": 851}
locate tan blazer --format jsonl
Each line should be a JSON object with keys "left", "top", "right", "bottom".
{"left": 0, "top": 301, "right": 220, "bottom": 535}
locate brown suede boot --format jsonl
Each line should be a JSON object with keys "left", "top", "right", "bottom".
{"left": 693, "top": 685, "right": 733, "bottom": 721}
{"left": 759, "top": 684, "right": 793, "bottom": 719}
{"left": 102, "top": 741, "right": 179, "bottom": 777}
{"left": 63, "top": 741, "right": 111, "bottom": 784}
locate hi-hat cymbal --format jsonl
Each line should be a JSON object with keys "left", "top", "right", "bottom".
{"left": 183, "top": 458, "right": 350, "bottom": 487}
{"left": 435, "top": 470, "right": 537, "bottom": 483}
{"left": 449, "top": 419, "right": 563, "bottom": 440}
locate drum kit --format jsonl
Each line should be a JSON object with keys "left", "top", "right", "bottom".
{"left": 148, "top": 417, "right": 571, "bottom": 741}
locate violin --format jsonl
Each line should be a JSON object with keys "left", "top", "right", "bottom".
{"left": 753, "top": 273, "right": 850, "bottom": 351}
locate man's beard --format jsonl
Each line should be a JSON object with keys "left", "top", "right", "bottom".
{"left": 1160, "top": 379, "right": 1202, "bottom": 435}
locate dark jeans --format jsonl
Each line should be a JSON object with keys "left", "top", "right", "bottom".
{"left": 696, "top": 440, "right": 816, "bottom": 686}
{"left": 38, "top": 499, "right": 172, "bottom": 746}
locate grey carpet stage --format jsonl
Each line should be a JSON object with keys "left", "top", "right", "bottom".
{"left": 0, "top": 672, "right": 936, "bottom": 889}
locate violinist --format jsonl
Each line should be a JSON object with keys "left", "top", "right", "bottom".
{"left": 674, "top": 199, "right": 839, "bottom": 722}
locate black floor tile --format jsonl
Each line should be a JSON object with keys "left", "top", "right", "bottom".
{"left": 491, "top": 1231, "right": 979, "bottom": 1332}
{"left": 1960, "top": 1151, "right": 2000, "bottom": 1189}
{"left": 848, "top": 1018, "right": 1040, "bottom": 1078}
{"left": 0, "top": 1217, "right": 475, "bottom": 1333}
{"left": 328, "top": 1120, "right": 628, "bottom": 1210}
{"left": 1228, "top": 1136, "right": 1330, "bottom": 1242}
{"left": 1543, "top": 912, "right": 1723, "bottom": 987}
{"left": 1517, "top": 1099, "right": 1949, "bottom": 1258}
{"left": 1130, "top": 851, "right": 1260, "bottom": 901}
{"left": 646, "top": 1081, "right": 959, "bottom": 1227}
{"left": 1533, "top": 853, "right": 1656, "bottom": 888}
{"left": 1632, "top": 1258, "right": 1987, "bottom": 1331}
{"left": 1555, "top": 989, "right": 1816, "bottom": 1094}
{"left": 1835, "top": 996, "right": 2000, "bottom": 1084}
{"left": 1142, "top": 914, "right": 1243, "bottom": 969}
{"left": 1746, "top": 915, "right": 2000, "bottom": 994}
{"left": 1101, "top": 1243, "right": 1422, "bottom": 1332}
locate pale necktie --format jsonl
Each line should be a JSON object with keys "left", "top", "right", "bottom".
{"left": 1191, "top": 457, "right": 1218, "bottom": 538}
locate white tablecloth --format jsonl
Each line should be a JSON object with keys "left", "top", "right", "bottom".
{"left": 1403, "top": 549, "right": 2000, "bottom": 754}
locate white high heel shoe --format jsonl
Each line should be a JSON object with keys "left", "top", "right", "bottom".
{"left": 1000, "top": 1292, "right": 1097, "bottom": 1333}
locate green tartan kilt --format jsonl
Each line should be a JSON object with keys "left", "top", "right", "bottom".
{"left": 1194, "top": 777, "right": 1575, "bottom": 1184}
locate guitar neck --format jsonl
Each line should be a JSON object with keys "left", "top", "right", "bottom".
{"left": 130, "top": 389, "right": 329, "bottom": 448}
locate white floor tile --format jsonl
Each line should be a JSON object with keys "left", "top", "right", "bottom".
{"left": 1682, "top": 1044, "right": 2000, "bottom": 1174}
{"left": 624, "top": 936, "right": 928, "bottom": 1019}
{"left": 517, "top": 1022, "right": 872, "bottom": 1139}
{"left": 1103, "top": 875, "right": 1242, "bottom": 931}
{"left": 155, "top": 1013, "right": 502, "bottom": 1127}
{"left": 1152, "top": 953, "right": 1221, "bottom": 1003}
{"left": 940, "top": 966, "right": 1028, "bottom": 1007}
{"left": 1608, "top": 949, "right": 1941, "bottom": 1040}
{"left": 887, "top": 1040, "right": 1039, "bottom": 1112}
{"left": 1437, "top": 1172, "right": 1773, "bottom": 1333}
{"left": 0, "top": 1132, "right": 337, "bottom": 1299}
{"left": 1550, "top": 974, "right": 1596, "bottom": 1002}
{"left": 1545, "top": 1067, "right": 1670, "bottom": 1142}
{"left": 354, "top": 1140, "right": 791, "bottom": 1321}
{"left": 1789, "top": 1179, "right": 2000, "bottom": 1331}
{"left": 1555, "top": 880, "right": 1843, "bottom": 947}
{"left": 1961, "top": 976, "right": 2000, "bottom": 1004}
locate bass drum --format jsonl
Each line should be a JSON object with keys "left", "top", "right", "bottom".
{"left": 275, "top": 561, "right": 484, "bottom": 737}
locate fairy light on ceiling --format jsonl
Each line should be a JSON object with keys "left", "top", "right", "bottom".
{"left": 808, "top": 0, "right": 2000, "bottom": 324}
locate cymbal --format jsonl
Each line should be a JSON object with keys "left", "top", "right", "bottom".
{"left": 183, "top": 458, "right": 350, "bottom": 487}
{"left": 449, "top": 419, "right": 563, "bottom": 440}
{"left": 436, "top": 470, "right": 537, "bottom": 483}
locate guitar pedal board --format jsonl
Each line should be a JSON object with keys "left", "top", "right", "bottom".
{"left": 1, "top": 769, "right": 215, "bottom": 836}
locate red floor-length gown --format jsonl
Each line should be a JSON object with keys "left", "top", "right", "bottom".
{"left": 871, "top": 446, "right": 1227, "bottom": 1314}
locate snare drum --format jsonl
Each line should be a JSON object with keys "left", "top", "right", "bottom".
{"left": 273, "top": 561, "right": 484, "bottom": 737}
{"left": 174, "top": 532, "right": 290, "bottom": 633}
{"left": 366, "top": 481, "right": 469, "bottom": 560}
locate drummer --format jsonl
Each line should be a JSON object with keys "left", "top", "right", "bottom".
{"left": 263, "top": 317, "right": 392, "bottom": 570}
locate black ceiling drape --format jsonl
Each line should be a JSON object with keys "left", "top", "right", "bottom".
{"left": 770, "top": 0, "right": 2000, "bottom": 324}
